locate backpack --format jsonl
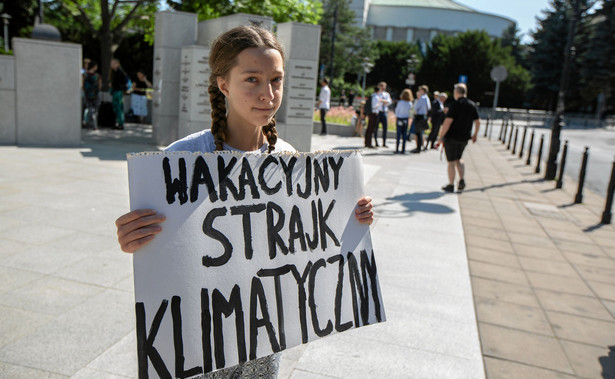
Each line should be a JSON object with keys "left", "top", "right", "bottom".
{"left": 83, "top": 73, "right": 99, "bottom": 100}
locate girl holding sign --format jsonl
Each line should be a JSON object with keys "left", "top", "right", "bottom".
{"left": 115, "top": 25, "right": 374, "bottom": 377}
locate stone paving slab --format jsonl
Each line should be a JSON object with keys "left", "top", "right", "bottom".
{"left": 462, "top": 125, "right": 615, "bottom": 378}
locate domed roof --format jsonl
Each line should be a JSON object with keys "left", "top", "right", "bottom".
{"left": 369, "top": 0, "right": 475, "bottom": 12}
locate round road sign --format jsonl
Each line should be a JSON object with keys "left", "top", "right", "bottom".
{"left": 490, "top": 65, "right": 508, "bottom": 82}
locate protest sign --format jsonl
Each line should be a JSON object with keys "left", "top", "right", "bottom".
{"left": 127, "top": 150, "right": 385, "bottom": 378}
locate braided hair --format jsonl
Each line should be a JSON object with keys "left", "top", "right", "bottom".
{"left": 208, "top": 26, "right": 285, "bottom": 153}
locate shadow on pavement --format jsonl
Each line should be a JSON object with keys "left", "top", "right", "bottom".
{"left": 462, "top": 178, "right": 546, "bottom": 193}
{"left": 377, "top": 191, "right": 454, "bottom": 217}
{"left": 80, "top": 123, "right": 159, "bottom": 161}
{"left": 599, "top": 346, "right": 615, "bottom": 378}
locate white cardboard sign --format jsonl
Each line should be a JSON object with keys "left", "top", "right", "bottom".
{"left": 127, "top": 151, "right": 386, "bottom": 378}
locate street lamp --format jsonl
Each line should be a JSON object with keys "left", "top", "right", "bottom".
{"left": 0, "top": 13, "right": 11, "bottom": 52}
{"left": 360, "top": 57, "right": 374, "bottom": 99}
{"left": 406, "top": 54, "right": 420, "bottom": 90}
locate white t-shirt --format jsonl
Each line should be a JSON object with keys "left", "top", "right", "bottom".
{"left": 318, "top": 85, "right": 331, "bottom": 110}
{"left": 165, "top": 129, "right": 296, "bottom": 153}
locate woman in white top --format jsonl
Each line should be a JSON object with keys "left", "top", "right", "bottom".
{"left": 394, "top": 89, "right": 414, "bottom": 154}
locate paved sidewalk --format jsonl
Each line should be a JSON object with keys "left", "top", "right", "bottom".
{"left": 0, "top": 125, "right": 483, "bottom": 378}
{"left": 461, "top": 128, "right": 615, "bottom": 378}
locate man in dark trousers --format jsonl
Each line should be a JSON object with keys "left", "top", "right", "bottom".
{"left": 426, "top": 92, "right": 447, "bottom": 149}
{"left": 435, "top": 83, "right": 480, "bottom": 193}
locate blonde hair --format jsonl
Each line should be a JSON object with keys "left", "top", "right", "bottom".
{"left": 400, "top": 89, "right": 414, "bottom": 101}
{"left": 208, "top": 26, "right": 285, "bottom": 153}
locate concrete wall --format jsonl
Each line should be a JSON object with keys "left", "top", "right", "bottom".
{"left": 196, "top": 13, "right": 274, "bottom": 47}
{"left": 152, "top": 11, "right": 197, "bottom": 146}
{"left": 178, "top": 45, "right": 211, "bottom": 138}
{"left": 0, "top": 55, "right": 16, "bottom": 144}
{"left": 13, "top": 38, "right": 81, "bottom": 146}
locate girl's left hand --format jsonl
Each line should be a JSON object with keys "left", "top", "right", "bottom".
{"left": 355, "top": 196, "right": 374, "bottom": 225}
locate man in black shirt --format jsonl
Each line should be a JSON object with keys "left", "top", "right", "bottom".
{"left": 435, "top": 83, "right": 480, "bottom": 192}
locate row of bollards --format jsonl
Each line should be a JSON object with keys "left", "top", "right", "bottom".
{"left": 489, "top": 116, "right": 615, "bottom": 224}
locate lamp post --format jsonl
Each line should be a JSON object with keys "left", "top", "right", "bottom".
{"left": 406, "top": 54, "right": 419, "bottom": 90}
{"left": 360, "top": 57, "right": 374, "bottom": 99}
{"left": 0, "top": 13, "right": 10, "bottom": 52}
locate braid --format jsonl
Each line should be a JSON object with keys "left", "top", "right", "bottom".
{"left": 208, "top": 83, "right": 228, "bottom": 151}
{"left": 262, "top": 117, "right": 278, "bottom": 153}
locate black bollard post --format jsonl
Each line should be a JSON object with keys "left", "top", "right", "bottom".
{"left": 519, "top": 126, "right": 528, "bottom": 158}
{"left": 574, "top": 147, "right": 589, "bottom": 204}
{"left": 484, "top": 118, "right": 489, "bottom": 137}
{"left": 601, "top": 157, "right": 615, "bottom": 224}
{"left": 488, "top": 119, "right": 494, "bottom": 141}
{"left": 501, "top": 118, "right": 507, "bottom": 143}
{"left": 556, "top": 140, "right": 569, "bottom": 189}
{"left": 512, "top": 127, "right": 519, "bottom": 155}
{"left": 535, "top": 134, "right": 545, "bottom": 174}
{"left": 507, "top": 123, "right": 514, "bottom": 150}
{"left": 526, "top": 130, "right": 535, "bottom": 166}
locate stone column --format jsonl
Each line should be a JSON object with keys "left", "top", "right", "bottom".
{"left": 178, "top": 45, "right": 211, "bottom": 138}
{"left": 152, "top": 11, "right": 197, "bottom": 146}
{"left": 197, "top": 13, "right": 274, "bottom": 46}
{"left": 275, "top": 22, "right": 321, "bottom": 152}
{"left": 0, "top": 55, "right": 16, "bottom": 144}
{"left": 13, "top": 38, "right": 81, "bottom": 146}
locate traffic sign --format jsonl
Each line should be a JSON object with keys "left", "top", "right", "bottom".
{"left": 459, "top": 75, "right": 468, "bottom": 84}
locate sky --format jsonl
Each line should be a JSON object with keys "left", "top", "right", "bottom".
{"left": 459, "top": 0, "right": 553, "bottom": 43}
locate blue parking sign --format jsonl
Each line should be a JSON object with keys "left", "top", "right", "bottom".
{"left": 459, "top": 75, "right": 468, "bottom": 84}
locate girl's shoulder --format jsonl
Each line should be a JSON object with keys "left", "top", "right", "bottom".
{"left": 164, "top": 130, "right": 216, "bottom": 153}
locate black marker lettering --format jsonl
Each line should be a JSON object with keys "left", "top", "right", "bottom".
{"left": 308, "top": 258, "right": 333, "bottom": 337}
{"left": 279, "top": 156, "right": 297, "bottom": 196}
{"left": 218, "top": 156, "right": 239, "bottom": 201}
{"left": 163, "top": 157, "right": 188, "bottom": 205}
{"left": 201, "top": 289, "right": 213, "bottom": 373}
{"left": 288, "top": 205, "right": 307, "bottom": 253}
{"left": 328, "top": 156, "right": 344, "bottom": 190}
{"left": 259, "top": 155, "right": 282, "bottom": 195}
{"left": 327, "top": 254, "right": 353, "bottom": 332}
{"left": 238, "top": 157, "right": 260, "bottom": 200}
{"left": 318, "top": 199, "right": 340, "bottom": 250}
{"left": 249, "top": 277, "right": 281, "bottom": 360}
{"left": 267, "top": 202, "right": 288, "bottom": 259}
{"left": 296, "top": 156, "right": 312, "bottom": 199}
{"left": 230, "top": 204, "right": 266, "bottom": 260}
{"left": 202, "top": 207, "right": 233, "bottom": 267}
{"left": 313, "top": 157, "right": 329, "bottom": 195}
{"left": 361, "top": 249, "right": 383, "bottom": 322}
{"left": 190, "top": 156, "right": 218, "bottom": 203}
{"left": 172, "top": 296, "right": 203, "bottom": 378}
{"left": 136, "top": 300, "right": 171, "bottom": 379}
{"left": 212, "top": 285, "right": 247, "bottom": 369}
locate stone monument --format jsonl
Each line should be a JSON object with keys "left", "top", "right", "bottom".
{"left": 0, "top": 54, "right": 16, "bottom": 144}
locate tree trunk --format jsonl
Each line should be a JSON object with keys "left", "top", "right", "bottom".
{"left": 100, "top": 0, "right": 111, "bottom": 92}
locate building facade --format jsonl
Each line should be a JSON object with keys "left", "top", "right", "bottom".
{"left": 349, "top": 0, "right": 514, "bottom": 43}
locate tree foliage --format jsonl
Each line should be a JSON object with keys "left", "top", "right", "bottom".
{"left": 417, "top": 30, "right": 531, "bottom": 108}
{"left": 166, "top": 0, "right": 322, "bottom": 24}
{"left": 366, "top": 41, "right": 421, "bottom": 97}
{"left": 318, "top": 0, "right": 377, "bottom": 83}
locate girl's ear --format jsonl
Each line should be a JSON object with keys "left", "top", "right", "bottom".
{"left": 217, "top": 76, "right": 229, "bottom": 97}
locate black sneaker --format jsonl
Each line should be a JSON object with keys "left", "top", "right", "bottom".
{"left": 458, "top": 179, "right": 466, "bottom": 191}
{"left": 442, "top": 184, "right": 454, "bottom": 193}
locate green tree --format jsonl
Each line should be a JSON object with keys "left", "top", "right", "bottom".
{"left": 418, "top": 30, "right": 531, "bottom": 108}
{"left": 579, "top": 0, "right": 615, "bottom": 115}
{"left": 166, "top": 0, "right": 322, "bottom": 24}
{"left": 318, "top": 0, "right": 377, "bottom": 84}
{"left": 48, "top": 0, "right": 158, "bottom": 90}
{"left": 367, "top": 41, "right": 421, "bottom": 96}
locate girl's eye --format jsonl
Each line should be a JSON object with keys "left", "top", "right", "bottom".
{"left": 246, "top": 77, "right": 258, "bottom": 83}
{"left": 272, "top": 77, "right": 283, "bottom": 83}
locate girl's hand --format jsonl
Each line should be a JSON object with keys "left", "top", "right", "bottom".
{"left": 115, "top": 209, "right": 166, "bottom": 253}
{"left": 355, "top": 196, "right": 374, "bottom": 225}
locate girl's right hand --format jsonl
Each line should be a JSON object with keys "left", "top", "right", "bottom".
{"left": 115, "top": 209, "right": 166, "bottom": 253}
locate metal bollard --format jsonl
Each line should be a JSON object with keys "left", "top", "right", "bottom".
{"left": 488, "top": 119, "right": 494, "bottom": 141}
{"left": 526, "top": 130, "right": 535, "bottom": 166}
{"left": 507, "top": 123, "right": 514, "bottom": 150}
{"left": 535, "top": 134, "right": 544, "bottom": 174}
{"left": 519, "top": 127, "right": 528, "bottom": 158}
{"left": 556, "top": 140, "right": 569, "bottom": 189}
{"left": 512, "top": 127, "right": 519, "bottom": 155}
{"left": 500, "top": 118, "right": 507, "bottom": 143}
{"left": 601, "top": 157, "right": 615, "bottom": 224}
{"left": 484, "top": 118, "right": 490, "bottom": 137}
{"left": 574, "top": 147, "right": 589, "bottom": 204}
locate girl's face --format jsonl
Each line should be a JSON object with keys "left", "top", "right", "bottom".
{"left": 217, "top": 47, "right": 284, "bottom": 131}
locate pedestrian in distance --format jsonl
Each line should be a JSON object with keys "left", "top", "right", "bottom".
{"left": 339, "top": 88, "right": 346, "bottom": 107}
{"left": 411, "top": 85, "right": 430, "bottom": 153}
{"left": 372, "top": 81, "right": 392, "bottom": 147}
{"left": 82, "top": 60, "right": 102, "bottom": 129}
{"left": 130, "top": 69, "right": 152, "bottom": 123}
{"left": 394, "top": 89, "right": 414, "bottom": 154}
{"left": 317, "top": 78, "right": 331, "bottom": 135}
{"left": 435, "top": 83, "right": 480, "bottom": 193}
{"left": 426, "top": 92, "right": 447, "bottom": 149}
{"left": 109, "top": 58, "right": 131, "bottom": 130}
{"left": 364, "top": 86, "right": 379, "bottom": 148}
{"left": 114, "top": 25, "right": 375, "bottom": 378}
{"left": 347, "top": 89, "right": 355, "bottom": 108}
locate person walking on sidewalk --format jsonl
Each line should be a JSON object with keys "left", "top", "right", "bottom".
{"left": 394, "top": 89, "right": 413, "bottom": 153}
{"left": 364, "top": 86, "right": 379, "bottom": 148}
{"left": 317, "top": 78, "right": 331, "bottom": 135}
{"left": 426, "top": 92, "right": 447, "bottom": 149}
{"left": 110, "top": 58, "right": 130, "bottom": 130}
{"left": 411, "top": 85, "right": 430, "bottom": 153}
{"left": 372, "top": 81, "right": 392, "bottom": 147}
{"left": 435, "top": 83, "right": 480, "bottom": 193}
